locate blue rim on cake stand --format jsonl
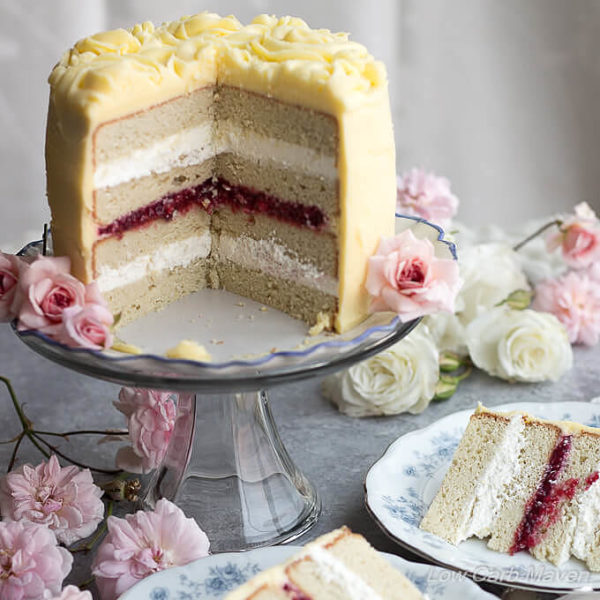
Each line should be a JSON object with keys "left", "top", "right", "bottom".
{"left": 12, "top": 215, "right": 456, "bottom": 552}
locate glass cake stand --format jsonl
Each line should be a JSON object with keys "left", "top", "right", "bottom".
{"left": 13, "top": 216, "right": 456, "bottom": 552}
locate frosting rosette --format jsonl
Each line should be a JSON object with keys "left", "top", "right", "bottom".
{"left": 322, "top": 324, "right": 439, "bottom": 417}
{"left": 466, "top": 307, "right": 573, "bottom": 382}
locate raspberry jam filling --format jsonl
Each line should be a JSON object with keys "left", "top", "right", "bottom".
{"left": 283, "top": 582, "right": 312, "bottom": 600}
{"left": 510, "top": 435, "right": 576, "bottom": 554}
{"left": 585, "top": 471, "right": 599, "bottom": 490}
{"left": 97, "top": 178, "right": 327, "bottom": 238}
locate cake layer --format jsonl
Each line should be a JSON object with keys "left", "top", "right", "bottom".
{"left": 102, "top": 256, "right": 209, "bottom": 326}
{"left": 216, "top": 262, "right": 337, "bottom": 327}
{"left": 215, "top": 86, "right": 338, "bottom": 155}
{"left": 94, "top": 87, "right": 214, "bottom": 163}
{"left": 213, "top": 233, "right": 337, "bottom": 296}
{"left": 212, "top": 210, "right": 337, "bottom": 277}
{"left": 94, "top": 208, "right": 211, "bottom": 273}
{"left": 95, "top": 162, "right": 214, "bottom": 225}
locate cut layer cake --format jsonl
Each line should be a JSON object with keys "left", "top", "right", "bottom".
{"left": 224, "top": 527, "right": 423, "bottom": 599}
{"left": 45, "top": 13, "right": 396, "bottom": 333}
{"left": 421, "top": 404, "right": 600, "bottom": 570}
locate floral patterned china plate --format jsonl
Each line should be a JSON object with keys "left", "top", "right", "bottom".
{"left": 365, "top": 401, "right": 600, "bottom": 593}
{"left": 120, "top": 545, "right": 495, "bottom": 599}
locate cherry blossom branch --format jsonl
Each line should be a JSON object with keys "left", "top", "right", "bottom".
{"left": 513, "top": 219, "right": 562, "bottom": 252}
{"left": 0, "top": 375, "right": 124, "bottom": 474}
{"left": 32, "top": 429, "right": 128, "bottom": 438}
{"left": 7, "top": 432, "right": 24, "bottom": 473}
{"left": 33, "top": 433, "right": 122, "bottom": 475}
{"left": 0, "top": 376, "right": 51, "bottom": 460}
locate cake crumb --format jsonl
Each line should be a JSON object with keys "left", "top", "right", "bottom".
{"left": 270, "top": 347, "right": 278, "bottom": 353}
{"left": 165, "top": 340, "right": 212, "bottom": 362}
{"left": 210, "top": 339, "right": 224, "bottom": 345}
{"left": 111, "top": 339, "right": 143, "bottom": 355}
{"left": 235, "top": 301, "right": 245, "bottom": 307}
{"left": 248, "top": 315, "right": 255, "bottom": 320}
{"left": 308, "top": 312, "right": 333, "bottom": 336}
{"left": 259, "top": 306, "right": 268, "bottom": 312}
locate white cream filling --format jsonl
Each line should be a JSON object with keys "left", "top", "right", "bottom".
{"left": 215, "top": 234, "right": 338, "bottom": 297}
{"left": 462, "top": 414, "right": 526, "bottom": 540}
{"left": 571, "top": 472, "right": 600, "bottom": 561}
{"left": 94, "top": 120, "right": 337, "bottom": 189}
{"left": 95, "top": 233, "right": 211, "bottom": 292}
{"left": 302, "top": 546, "right": 384, "bottom": 600}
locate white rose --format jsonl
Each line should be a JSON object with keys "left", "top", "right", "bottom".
{"left": 466, "top": 307, "right": 573, "bottom": 382}
{"left": 322, "top": 324, "right": 439, "bottom": 417}
{"left": 457, "top": 243, "right": 529, "bottom": 327}
{"left": 423, "top": 311, "right": 467, "bottom": 355}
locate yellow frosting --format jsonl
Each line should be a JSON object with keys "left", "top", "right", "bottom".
{"left": 165, "top": 340, "right": 212, "bottom": 362}
{"left": 49, "top": 13, "right": 388, "bottom": 121}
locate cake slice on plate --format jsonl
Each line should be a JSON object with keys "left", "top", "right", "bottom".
{"left": 420, "top": 404, "right": 600, "bottom": 570}
{"left": 224, "top": 526, "right": 423, "bottom": 599}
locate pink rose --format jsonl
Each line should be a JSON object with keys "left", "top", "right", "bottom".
{"left": 0, "top": 252, "right": 24, "bottom": 322}
{"left": 47, "top": 585, "right": 92, "bottom": 600}
{"left": 0, "top": 455, "right": 105, "bottom": 545}
{"left": 546, "top": 202, "right": 600, "bottom": 269}
{"left": 114, "top": 388, "right": 177, "bottom": 474}
{"left": 92, "top": 498, "right": 210, "bottom": 600}
{"left": 396, "top": 168, "right": 459, "bottom": 230}
{"left": 533, "top": 271, "right": 600, "bottom": 346}
{"left": 17, "top": 256, "right": 86, "bottom": 334}
{"left": 0, "top": 520, "right": 72, "bottom": 599}
{"left": 56, "top": 303, "right": 114, "bottom": 350}
{"left": 366, "top": 229, "right": 461, "bottom": 321}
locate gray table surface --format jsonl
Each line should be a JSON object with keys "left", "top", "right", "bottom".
{"left": 0, "top": 324, "right": 598, "bottom": 599}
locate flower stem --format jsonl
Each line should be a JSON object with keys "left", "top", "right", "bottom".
{"left": 72, "top": 500, "right": 113, "bottom": 554}
{"left": 33, "top": 433, "right": 122, "bottom": 475}
{"left": 32, "top": 429, "right": 128, "bottom": 438}
{"left": 513, "top": 219, "right": 562, "bottom": 252}
{"left": 7, "top": 433, "right": 24, "bottom": 473}
{"left": 0, "top": 376, "right": 50, "bottom": 459}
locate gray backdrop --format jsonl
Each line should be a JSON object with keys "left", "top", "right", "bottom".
{"left": 1, "top": 0, "right": 599, "bottom": 250}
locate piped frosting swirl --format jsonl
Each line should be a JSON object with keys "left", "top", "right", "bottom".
{"left": 49, "top": 13, "right": 387, "bottom": 120}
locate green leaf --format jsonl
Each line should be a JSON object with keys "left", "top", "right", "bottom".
{"left": 496, "top": 289, "right": 533, "bottom": 310}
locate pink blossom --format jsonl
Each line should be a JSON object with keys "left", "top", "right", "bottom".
{"left": 92, "top": 498, "right": 210, "bottom": 600}
{"left": 533, "top": 271, "right": 600, "bottom": 346}
{"left": 0, "top": 455, "right": 104, "bottom": 545}
{"left": 114, "top": 388, "right": 177, "bottom": 474}
{"left": 46, "top": 586, "right": 92, "bottom": 600}
{"left": 0, "top": 252, "right": 24, "bottom": 322}
{"left": 396, "top": 168, "right": 459, "bottom": 229}
{"left": 0, "top": 520, "right": 72, "bottom": 599}
{"left": 366, "top": 229, "right": 461, "bottom": 321}
{"left": 16, "top": 256, "right": 86, "bottom": 335}
{"left": 546, "top": 202, "right": 600, "bottom": 269}
{"left": 56, "top": 302, "right": 114, "bottom": 350}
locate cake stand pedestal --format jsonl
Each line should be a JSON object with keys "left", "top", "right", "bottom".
{"left": 13, "top": 216, "right": 454, "bottom": 551}
{"left": 14, "top": 287, "right": 420, "bottom": 551}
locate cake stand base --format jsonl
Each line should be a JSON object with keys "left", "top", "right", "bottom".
{"left": 143, "top": 390, "right": 320, "bottom": 552}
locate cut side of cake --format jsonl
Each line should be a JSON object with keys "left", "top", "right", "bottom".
{"left": 45, "top": 13, "right": 396, "bottom": 333}
{"left": 224, "top": 527, "right": 423, "bottom": 600}
{"left": 420, "top": 404, "right": 600, "bottom": 570}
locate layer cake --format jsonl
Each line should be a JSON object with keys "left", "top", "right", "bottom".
{"left": 45, "top": 13, "right": 396, "bottom": 332}
{"left": 420, "top": 405, "right": 600, "bottom": 570}
{"left": 224, "top": 526, "right": 423, "bottom": 599}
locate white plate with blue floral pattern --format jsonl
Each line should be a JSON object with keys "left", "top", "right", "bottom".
{"left": 365, "top": 401, "right": 600, "bottom": 593}
{"left": 120, "top": 544, "right": 495, "bottom": 599}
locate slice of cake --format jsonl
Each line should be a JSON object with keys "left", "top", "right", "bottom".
{"left": 224, "top": 527, "right": 423, "bottom": 599}
{"left": 45, "top": 13, "right": 396, "bottom": 333}
{"left": 420, "top": 404, "right": 600, "bottom": 570}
